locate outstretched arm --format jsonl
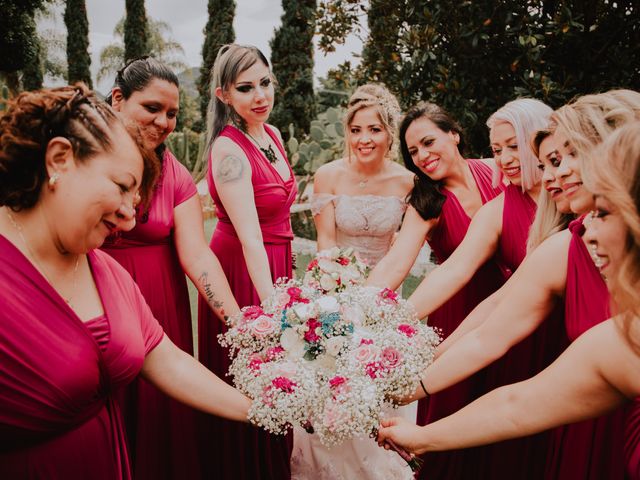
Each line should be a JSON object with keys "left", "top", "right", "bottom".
{"left": 366, "top": 206, "right": 435, "bottom": 290}
{"left": 408, "top": 196, "right": 503, "bottom": 319}
{"left": 378, "top": 318, "right": 639, "bottom": 455}
{"left": 408, "top": 230, "right": 571, "bottom": 401}
{"left": 142, "top": 335, "right": 251, "bottom": 422}
{"left": 174, "top": 195, "right": 240, "bottom": 320}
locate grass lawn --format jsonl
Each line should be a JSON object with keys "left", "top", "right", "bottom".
{"left": 188, "top": 218, "right": 423, "bottom": 355}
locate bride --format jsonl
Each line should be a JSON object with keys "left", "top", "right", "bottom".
{"left": 290, "top": 84, "right": 415, "bottom": 479}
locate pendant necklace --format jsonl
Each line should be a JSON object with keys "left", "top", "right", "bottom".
{"left": 244, "top": 130, "right": 278, "bottom": 164}
{"left": 6, "top": 209, "right": 80, "bottom": 307}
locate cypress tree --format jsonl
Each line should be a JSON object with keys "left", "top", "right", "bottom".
{"left": 360, "top": 0, "right": 402, "bottom": 88}
{"left": 197, "top": 0, "right": 236, "bottom": 129}
{"left": 124, "top": 0, "right": 149, "bottom": 62}
{"left": 21, "top": 27, "right": 43, "bottom": 91}
{"left": 269, "top": 0, "right": 317, "bottom": 140}
{"left": 64, "top": 0, "right": 92, "bottom": 88}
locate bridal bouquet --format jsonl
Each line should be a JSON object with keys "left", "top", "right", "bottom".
{"left": 219, "top": 248, "right": 440, "bottom": 455}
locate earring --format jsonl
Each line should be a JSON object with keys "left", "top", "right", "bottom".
{"left": 48, "top": 173, "right": 60, "bottom": 188}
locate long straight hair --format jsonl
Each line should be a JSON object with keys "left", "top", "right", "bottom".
{"left": 202, "top": 44, "right": 271, "bottom": 164}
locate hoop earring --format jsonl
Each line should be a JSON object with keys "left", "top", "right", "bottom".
{"left": 48, "top": 173, "right": 60, "bottom": 189}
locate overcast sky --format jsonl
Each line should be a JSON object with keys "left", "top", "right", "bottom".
{"left": 44, "top": 0, "right": 363, "bottom": 93}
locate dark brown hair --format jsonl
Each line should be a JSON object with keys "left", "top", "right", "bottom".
{"left": 0, "top": 84, "right": 157, "bottom": 210}
{"left": 399, "top": 102, "right": 465, "bottom": 220}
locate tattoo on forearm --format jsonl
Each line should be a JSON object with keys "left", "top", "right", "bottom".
{"left": 198, "top": 272, "right": 227, "bottom": 320}
{"left": 216, "top": 154, "right": 244, "bottom": 184}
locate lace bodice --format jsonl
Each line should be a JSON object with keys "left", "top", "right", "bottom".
{"left": 311, "top": 193, "right": 407, "bottom": 267}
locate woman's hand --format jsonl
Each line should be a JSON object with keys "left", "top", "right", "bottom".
{"left": 376, "top": 417, "right": 427, "bottom": 455}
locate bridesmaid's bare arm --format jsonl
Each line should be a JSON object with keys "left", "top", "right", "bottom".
{"left": 173, "top": 195, "right": 240, "bottom": 320}
{"left": 212, "top": 138, "right": 275, "bottom": 301}
{"left": 405, "top": 230, "right": 570, "bottom": 402}
{"left": 408, "top": 195, "right": 504, "bottom": 319}
{"left": 142, "top": 335, "right": 251, "bottom": 422}
{"left": 378, "top": 318, "right": 640, "bottom": 455}
{"left": 366, "top": 206, "right": 436, "bottom": 290}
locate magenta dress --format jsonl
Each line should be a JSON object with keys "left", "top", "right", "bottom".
{"left": 101, "top": 150, "right": 201, "bottom": 480}
{"left": 544, "top": 218, "right": 627, "bottom": 479}
{"left": 626, "top": 398, "right": 640, "bottom": 479}
{"left": 197, "top": 124, "right": 297, "bottom": 479}
{"left": 483, "top": 184, "right": 570, "bottom": 478}
{"left": 0, "top": 236, "right": 164, "bottom": 479}
{"left": 416, "top": 159, "right": 505, "bottom": 479}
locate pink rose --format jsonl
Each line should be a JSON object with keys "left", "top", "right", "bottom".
{"left": 272, "top": 376, "right": 297, "bottom": 393}
{"left": 304, "top": 318, "right": 321, "bottom": 343}
{"left": 306, "top": 258, "right": 318, "bottom": 271}
{"left": 328, "top": 376, "right": 350, "bottom": 397}
{"left": 380, "top": 347, "right": 402, "bottom": 369}
{"left": 365, "top": 361, "right": 383, "bottom": 379}
{"left": 397, "top": 324, "right": 417, "bottom": 338}
{"left": 248, "top": 353, "right": 264, "bottom": 372}
{"left": 251, "top": 316, "right": 278, "bottom": 337}
{"left": 337, "top": 257, "right": 350, "bottom": 266}
{"left": 323, "top": 403, "right": 349, "bottom": 432}
{"left": 243, "top": 305, "right": 264, "bottom": 320}
{"left": 265, "top": 346, "right": 285, "bottom": 361}
{"left": 261, "top": 386, "right": 275, "bottom": 408}
{"left": 378, "top": 288, "right": 399, "bottom": 304}
{"left": 354, "top": 344, "right": 378, "bottom": 365}
{"left": 359, "top": 338, "right": 373, "bottom": 346}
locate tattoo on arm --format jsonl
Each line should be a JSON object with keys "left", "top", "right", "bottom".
{"left": 198, "top": 272, "right": 228, "bottom": 321}
{"left": 215, "top": 154, "right": 245, "bottom": 184}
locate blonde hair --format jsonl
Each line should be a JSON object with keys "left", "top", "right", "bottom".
{"left": 486, "top": 98, "right": 552, "bottom": 191}
{"left": 551, "top": 89, "right": 640, "bottom": 168}
{"left": 526, "top": 128, "right": 574, "bottom": 252}
{"left": 583, "top": 122, "right": 640, "bottom": 322}
{"left": 202, "top": 44, "right": 272, "bottom": 162}
{"left": 343, "top": 83, "right": 401, "bottom": 160}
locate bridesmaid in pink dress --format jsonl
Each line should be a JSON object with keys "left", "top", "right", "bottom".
{"left": 197, "top": 44, "right": 296, "bottom": 479}
{"left": 401, "top": 99, "right": 570, "bottom": 478}
{"left": 366, "top": 102, "right": 506, "bottom": 478}
{"left": 102, "top": 58, "right": 239, "bottom": 480}
{"left": 379, "top": 90, "right": 640, "bottom": 479}
{"left": 0, "top": 85, "right": 250, "bottom": 479}
{"left": 377, "top": 112, "right": 640, "bottom": 480}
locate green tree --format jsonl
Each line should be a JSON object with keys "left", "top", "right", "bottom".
{"left": 317, "top": 0, "right": 640, "bottom": 157}
{"left": 269, "top": 0, "right": 317, "bottom": 140}
{"left": 0, "top": 0, "right": 44, "bottom": 94}
{"left": 65, "top": 0, "right": 92, "bottom": 87}
{"left": 98, "top": 17, "right": 187, "bottom": 84}
{"left": 360, "top": 0, "right": 402, "bottom": 88}
{"left": 124, "top": 0, "right": 150, "bottom": 62}
{"left": 197, "top": 0, "right": 236, "bottom": 130}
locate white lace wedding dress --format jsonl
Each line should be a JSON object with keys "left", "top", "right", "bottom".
{"left": 290, "top": 194, "right": 416, "bottom": 480}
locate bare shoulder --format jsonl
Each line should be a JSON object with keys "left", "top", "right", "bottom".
{"left": 210, "top": 137, "right": 250, "bottom": 184}
{"left": 315, "top": 158, "right": 347, "bottom": 184}
{"left": 388, "top": 161, "right": 415, "bottom": 189}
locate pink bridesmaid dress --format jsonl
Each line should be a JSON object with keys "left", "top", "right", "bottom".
{"left": 0, "top": 237, "right": 164, "bottom": 479}
{"left": 484, "top": 184, "right": 569, "bottom": 479}
{"left": 625, "top": 398, "right": 640, "bottom": 479}
{"left": 416, "top": 159, "right": 505, "bottom": 479}
{"left": 197, "top": 124, "right": 297, "bottom": 479}
{"left": 101, "top": 150, "right": 201, "bottom": 480}
{"left": 544, "top": 217, "right": 627, "bottom": 479}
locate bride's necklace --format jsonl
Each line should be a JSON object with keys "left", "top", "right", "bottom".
{"left": 244, "top": 130, "right": 278, "bottom": 164}
{"left": 6, "top": 209, "right": 80, "bottom": 307}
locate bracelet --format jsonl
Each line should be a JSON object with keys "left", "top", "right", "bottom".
{"left": 419, "top": 379, "right": 429, "bottom": 397}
